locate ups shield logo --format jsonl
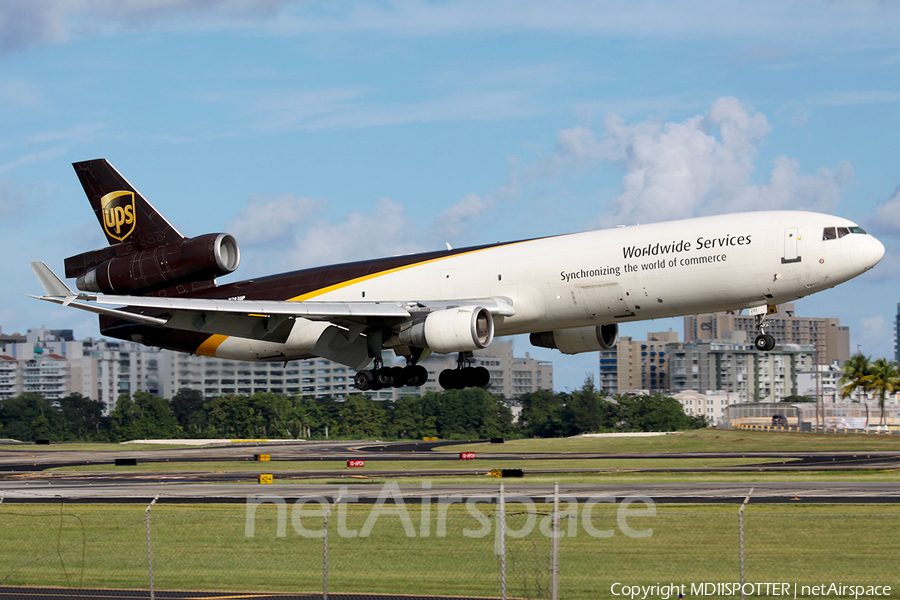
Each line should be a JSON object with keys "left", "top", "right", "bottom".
{"left": 100, "top": 191, "right": 136, "bottom": 242}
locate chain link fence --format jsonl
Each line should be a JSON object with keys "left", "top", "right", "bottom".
{"left": 1, "top": 488, "right": 898, "bottom": 599}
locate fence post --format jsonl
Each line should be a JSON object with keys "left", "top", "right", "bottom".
{"left": 145, "top": 494, "right": 159, "bottom": 600}
{"left": 551, "top": 481, "right": 560, "bottom": 600}
{"left": 738, "top": 487, "right": 754, "bottom": 600}
{"left": 323, "top": 493, "right": 343, "bottom": 600}
{"left": 498, "top": 482, "right": 506, "bottom": 600}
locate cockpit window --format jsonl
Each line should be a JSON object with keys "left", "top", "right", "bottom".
{"left": 823, "top": 225, "right": 867, "bottom": 240}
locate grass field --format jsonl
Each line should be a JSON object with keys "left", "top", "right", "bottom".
{"left": 0, "top": 502, "right": 897, "bottom": 598}
{"left": 439, "top": 428, "right": 900, "bottom": 453}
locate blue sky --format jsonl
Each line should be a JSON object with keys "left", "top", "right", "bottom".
{"left": 2, "top": 0, "right": 900, "bottom": 391}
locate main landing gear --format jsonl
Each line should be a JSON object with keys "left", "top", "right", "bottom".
{"left": 753, "top": 313, "right": 776, "bottom": 351}
{"left": 353, "top": 353, "right": 492, "bottom": 391}
{"left": 438, "top": 353, "right": 491, "bottom": 390}
{"left": 354, "top": 358, "right": 429, "bottom": 391}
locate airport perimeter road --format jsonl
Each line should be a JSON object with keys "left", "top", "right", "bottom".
{"left": 2, "top": 481, "right": 900, "bottom": 503}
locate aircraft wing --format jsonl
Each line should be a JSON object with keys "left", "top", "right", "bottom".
{"left": 28, "top": 262, "right": 515, "bottom": 344}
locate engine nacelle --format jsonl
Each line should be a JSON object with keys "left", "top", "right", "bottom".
{"left": 399, "top": 306, "right": 494, "bottom": 354}
{"left": 530, "top": 324, "right": 618, "bottom": 354}
{"left": 76, "top": 233, "right": 240, "bottom": 295}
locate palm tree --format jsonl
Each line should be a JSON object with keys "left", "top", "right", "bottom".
{"left": 867, "top": 358, "right": 900, "bottom": 427}
{"left": 840, "top": 353, "right": 872, "bottom": 426}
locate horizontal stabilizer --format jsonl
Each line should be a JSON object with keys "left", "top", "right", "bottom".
{"left": 30, "top": 262, "right": 76, "bottom": 305}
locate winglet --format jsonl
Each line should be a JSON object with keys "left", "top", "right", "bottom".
{"left": 30, "top": 262, "right": 78, "bottom": 306}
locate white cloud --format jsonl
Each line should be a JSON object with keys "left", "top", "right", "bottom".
{"left": 0, "top": 0, "right": 285, "bottom": 54}
{"left": 274, "top": 1, "right": 900, "bottom": 42}
{"left": 869, "top": 186, "right": 900, "bottom": 237}
{"left": 286, "top": 197, "right": 420, "bottom": 269}
{"left": 226, "top": 193, "right": 324, "bottom": 246}
{"left": 247, "top": 89, "right": 540, "bottom": 132}
{"left": 0, "top": 0, "right": 67, "bottom": 54}
{"left": 860, "top": 185, "right": 900, "bottom": 282}
{"left": 8, "top": 1, "right": 900, "bottom": 58}
{"left": 724, "top": 157, "right": 852, "bottom": 215}
{"left": 553, "top": 97, "right": 852, "bottom": 225}
{"left": 228, "top": 183, "right": 513, "bottom": 276}
{"left": 430, "top": 193, "right": 487, "bottom": 241}
{"left": 0, "top": 146, "right": 67, "bottom": 175}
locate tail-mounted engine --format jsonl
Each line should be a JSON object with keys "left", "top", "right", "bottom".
{"left": 530, "top": 323, "right": 618, "bottom": 354}
{"left": 65, "top": 233, "right": 240, "bottom": 296}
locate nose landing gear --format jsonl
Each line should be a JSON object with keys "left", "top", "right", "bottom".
{"left": 753, "top": 313, "right": 776, "bottom": 351}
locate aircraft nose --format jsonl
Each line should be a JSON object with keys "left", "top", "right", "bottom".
{"left": 866, "top": 235, "right": 886, "bottom": 269}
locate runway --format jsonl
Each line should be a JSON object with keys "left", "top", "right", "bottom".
{"left": 2, "top": 440, "right": 899, "bottom": 504}
{"left": 2, "top": 439, "right": 899, "bottom": 470}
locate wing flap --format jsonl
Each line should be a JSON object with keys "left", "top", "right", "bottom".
{"left": 165, "top": 310, "right": 295, "bottom": 343}
{"left": 87, "top": 293, "right": 413, "bottom": 319}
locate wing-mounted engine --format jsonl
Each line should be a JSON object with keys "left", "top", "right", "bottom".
{"left": 530, "top": 323, "right": 618, "bottom": 354}
{"left": 398, "top": 306, "right": 494, "bottom": 354}
{"left": 65, "top": 232, "right": 240, "bottom": 296}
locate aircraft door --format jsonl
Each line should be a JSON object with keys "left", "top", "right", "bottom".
{"left": 782, "top": 228, "right": 801, "bottom": 264}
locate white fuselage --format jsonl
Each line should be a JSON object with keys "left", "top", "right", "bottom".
{"left": 212, "top": 210, "right": 884, "bottom": 361}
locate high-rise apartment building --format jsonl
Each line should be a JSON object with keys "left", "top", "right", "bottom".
{"left": 895, "top": 303, "right": 900, "bottom": 363}
{"left": 598, "top": 331, "right": 677, "bottom": 394}
{"left": 0, "top": 328, "right": 161, "bottom": 409}
{"left": 684, "top": 303, "right": 849, "bottom": 365}
{"left": 666, "top": 334, "right": 814, "bottom": 403}
{"left": 1, "top": 327, "right": 552, "bottom": 407}
{"left": 159, "top": 339, "right": 551, "bottom": 401}
{"left": 600, "top": 329, "right": 815, "bottom": 403}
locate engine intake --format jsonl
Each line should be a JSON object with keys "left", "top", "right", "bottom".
{"left": 530, "top": 324, "right": 618, "bottom": 354}
{"left": 399, "top": 306, "right": 494, "bottom": 354}
{"left": 76, "top": 233, "right": 240, "bottom": 295}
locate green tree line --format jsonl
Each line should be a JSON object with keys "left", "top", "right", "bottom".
{"left": 0, "top": 380, "right": 705, "bottom": 442}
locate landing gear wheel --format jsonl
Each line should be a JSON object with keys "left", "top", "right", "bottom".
{"left": 354, "top": 370, "right": 375, "bottom": 391}
{"left": 403, "top": 365, "right": 428, "bottom": 387}
{"left": 390, "top": 366, "right": 407, "bottom": 388}
{"left": 439, "top": 369, "right": 463, "bottom": 390}
{"left": 471, "top": 366, "right": 491, "bottom": 388}
{"left": 375, "top": 368, "right": 394, "bottom": 387}
{"left": 754, "top": 334, "right": 776, "bottom": 351}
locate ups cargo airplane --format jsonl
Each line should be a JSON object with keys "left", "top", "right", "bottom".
{"left": 30, "top": 159, "right": 884, "bottom": 391}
